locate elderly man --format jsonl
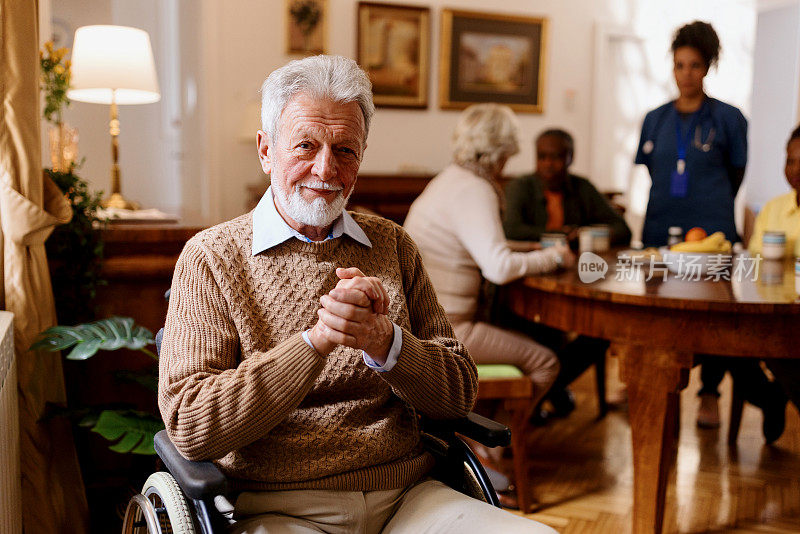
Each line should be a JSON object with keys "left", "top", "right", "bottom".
{"left": 159, "top": 55, "right": 555, "bottom": 533}
{"left": 502, "top": 129, "right": 631, "bottom": 423}
{"left": 503, "top": 129, "right": 631, "bottom": 245}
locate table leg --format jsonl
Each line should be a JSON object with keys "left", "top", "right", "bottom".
{"left": 614, "top": 344, "right": 692, "bottom": 534}
{"left": 505, "top": 397, "right": 532, "bottom": 514}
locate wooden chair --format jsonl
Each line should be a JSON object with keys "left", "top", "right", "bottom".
{"left": 475, "top": 364, "right": 534, "bottom": 513}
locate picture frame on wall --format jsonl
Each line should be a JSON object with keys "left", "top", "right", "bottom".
{"left": 439, "top": 9, "right": 547, "bottom": 113}
{"left": 287, "top": 0, "right": 327, "bottom": 55}
{"left": 357, "top": 2, "right": 430, "bottom": 108}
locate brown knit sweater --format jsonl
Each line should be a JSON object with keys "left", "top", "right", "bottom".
{"left": 158, "top": 211, "right": 477, "bottom": 492}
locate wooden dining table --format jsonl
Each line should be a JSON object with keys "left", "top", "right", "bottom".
{"left": 500, "top": 251, "right": 800, "bottom": 534}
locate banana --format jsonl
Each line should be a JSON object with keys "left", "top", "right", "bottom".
{"left": 670, "top": 232, "right": 731, "bottom": 253}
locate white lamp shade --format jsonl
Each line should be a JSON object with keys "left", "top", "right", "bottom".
{"left": 68, "top": 25, "right": 161, "bottom": 105}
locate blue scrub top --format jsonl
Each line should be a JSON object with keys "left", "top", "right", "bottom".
{"left": 635, "top": 97, "right": 747, "bottom": 247}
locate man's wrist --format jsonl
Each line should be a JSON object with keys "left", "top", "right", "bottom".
{"left": 364, "top": 317, "right": 394, "bottom": 364}
{"left": 363, "top": 322, "right": 402, "bottom": 372}
{"left": 305, "top": 325, "right": 335, "bottom": 357}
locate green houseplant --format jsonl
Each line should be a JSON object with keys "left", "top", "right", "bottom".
{"left": 40, "top": 40, "right": 79, "bottom": 173}
{"left": 39, "top": 41, "right": 164, "bottom": 456}
{"left": 40, "top": 39, "right": 106, "bottom": 324}
{"left": 31, "top": 317, "right": 164, "bottom": 454}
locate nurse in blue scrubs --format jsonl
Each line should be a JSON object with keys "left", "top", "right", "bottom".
{"left": 634, "top": 22, "right": 787, "bottom": 442}
{"left": 635, "top": 21, "right": 747, "bottom": 247}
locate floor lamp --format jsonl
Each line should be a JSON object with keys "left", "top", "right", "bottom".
{"left": 67, "top": 25, "right": 160, "bottom": 210}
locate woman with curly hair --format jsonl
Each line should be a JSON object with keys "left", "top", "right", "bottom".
{"left": 635, "top": 22, "right": 786, "bottom": 440}
{"left": 635, "top": 21, "right": 747, "bottom": 247}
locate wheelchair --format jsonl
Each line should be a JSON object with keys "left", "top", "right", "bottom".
{"left": 122, "top": 326, "right": 512, "bottom": 533}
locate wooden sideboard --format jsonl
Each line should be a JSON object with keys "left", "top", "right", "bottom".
{"left": 60, "top": 222, "right": 205, "bottom": 415}
{"left": 96, "top": 222, "right": 204, "bottom": 332}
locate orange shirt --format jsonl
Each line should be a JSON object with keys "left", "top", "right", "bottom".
{"left": 543, "top": 189, "right": 564, "bottom": 231}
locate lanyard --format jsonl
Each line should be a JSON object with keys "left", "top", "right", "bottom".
{"left": 674, "top": 109, "right": 700, "bottom": 174}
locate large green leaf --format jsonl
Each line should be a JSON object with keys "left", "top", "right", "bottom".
{"left": 88, "top": 410, "right": 164, "bottom": 455}
{"left": 30, "top": 316, "right": 156, "bottom": 360}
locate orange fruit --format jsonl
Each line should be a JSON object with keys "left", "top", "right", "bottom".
{"left": 685, "top": 227, "right": 707, "bottom": 242}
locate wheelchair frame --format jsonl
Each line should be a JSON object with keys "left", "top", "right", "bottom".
{"left": 123, "top": 315, "right": 511, "bottom": 533}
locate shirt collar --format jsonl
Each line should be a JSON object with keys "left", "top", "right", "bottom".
{"left": 252, "top": 186, "right": 371, "bottom": 256}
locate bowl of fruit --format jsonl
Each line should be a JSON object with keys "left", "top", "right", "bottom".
{"left": 661, "top": 227, "right": 733, "bottom": 277}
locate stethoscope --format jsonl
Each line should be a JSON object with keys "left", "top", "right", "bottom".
{"left": 641, "top": 101, "right": 716, "bottom": 155}
{"left": 693, "top": 124, "right": 715, "bottom": 152}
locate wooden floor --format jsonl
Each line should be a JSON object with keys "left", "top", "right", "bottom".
{"left": 506, "top": 357, "right": 800, "bottom": 533}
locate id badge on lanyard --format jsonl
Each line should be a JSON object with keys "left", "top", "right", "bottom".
{"left": 671, "top": 115, "right": 694, "bottom": 198}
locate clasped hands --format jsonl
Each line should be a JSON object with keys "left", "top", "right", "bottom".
{"left": 307, "top": 267, "right": 394, "bottom": 363}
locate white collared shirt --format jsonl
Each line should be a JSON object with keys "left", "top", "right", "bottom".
{"left": 252, "top": 187, "right": 401, "bottom": 371}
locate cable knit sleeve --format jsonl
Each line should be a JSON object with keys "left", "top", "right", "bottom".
{"left": 158, "top": 239, "right": 327, "bottom": 461}
{"left": 453, "top": 177, "right": 560, "bottom": 284}
{"left": 378, "top": 227, "right": 478, "bottom": 419}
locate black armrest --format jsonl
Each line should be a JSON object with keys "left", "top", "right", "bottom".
{"left": 422, "top": 412, "right": 511, "bottom": 448}
{"left": 154, "top": 430, "right": 228, "bottom": 500}
{"left": 155, "top": 328, "right": 164, "bottom": 356}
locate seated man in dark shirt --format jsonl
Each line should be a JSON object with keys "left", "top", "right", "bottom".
{"left": 502, "top": 129, "right": 631, "bottom": 421}
{"left": 503, "top": 129, "right": 631, "bottom": 246}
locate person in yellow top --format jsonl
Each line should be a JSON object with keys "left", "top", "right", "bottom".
{"left": 750, "top": 125, "right": 800, "bottom": 437}
{"left": 749, "top": 125, "right": 800, "bottom": 257}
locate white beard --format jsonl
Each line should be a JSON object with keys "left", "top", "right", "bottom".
{"left": 272, "top": 179, "right": 351, "bottom": 228}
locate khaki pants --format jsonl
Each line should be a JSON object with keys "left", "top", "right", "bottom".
{"left": 452, "top": 320, "right": 559, "bottom": 407}
{"left": 230, "top": 479, "right": 556, "bottom": 533}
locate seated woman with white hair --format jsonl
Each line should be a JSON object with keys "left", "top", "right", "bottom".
{"left": 404, "top": 103, "right": 573, "bottom": 427}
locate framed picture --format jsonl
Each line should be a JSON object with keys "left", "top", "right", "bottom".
{"left": 439, "top": 9, "right": 547, "bottom": 113}
{"left": 357, "top": 2, "right": 430, "bottom": 108}
{"left": 287, "top": 0, "right": 327, "bottom": 55}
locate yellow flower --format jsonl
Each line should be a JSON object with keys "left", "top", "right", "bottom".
{"left": 54, "top": 65, "right": 65, "bottom": 75}
{"left": 64, "top": 59, "right": 72, "bottom": 69}
{"left": 45, "top": 41, "right": 54, "bottom": 53}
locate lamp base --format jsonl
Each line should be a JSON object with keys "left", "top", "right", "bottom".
{"left": 102, "top": 192, "right": 139, "bottom": 210}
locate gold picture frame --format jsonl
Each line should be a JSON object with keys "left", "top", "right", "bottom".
{"left": 439, "top": 9, "right": 547, "bottom": 113}
{"left": 286, "top": 0, "right": 327, "bottom": 55}
{"left": 357, "top": 2, "right": 430, "bottom": 108}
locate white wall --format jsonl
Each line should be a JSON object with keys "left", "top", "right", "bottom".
{"left": 47, "top": 0, "right": 182, "bottom": 214}
{"left": 201, "top": 0, "right": 614, "bottom": 222}
{"left": 590, "top": 1, "right": 756, "bottom": 245}
{"left": 49, "top": 0, "right": 773, "bottom": 225}
{"left": 745, "top": 0, "right": 800, "bottom": 212}
{"left": 44, "top": 0, "right": 112, "bottom": 192}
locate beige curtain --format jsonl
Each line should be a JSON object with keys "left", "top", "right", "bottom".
{"left": 0, "top": 0, "right": 88, "bottom": 532}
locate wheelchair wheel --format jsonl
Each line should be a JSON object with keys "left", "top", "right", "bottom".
{"left": 462, "top": 461, "right": 490, "bottom": 503}
{"left": 122, "top": 472, "right": 196, "bottom": 533}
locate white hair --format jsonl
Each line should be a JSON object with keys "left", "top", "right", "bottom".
{"left": 260, "top": 55, "right": 375, "bottom": 143}
{"left": 451, "top": 104, "right": 520, "bottom": 173}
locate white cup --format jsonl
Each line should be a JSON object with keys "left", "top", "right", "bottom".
{"left": 578, "top": 227, "right": 594, "bottom": 253}
{"left": 541, "top": 232, "right": 567, "bottom": 249}
{"left": 762, "top": 231, "right": 786, "bottom": 261}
